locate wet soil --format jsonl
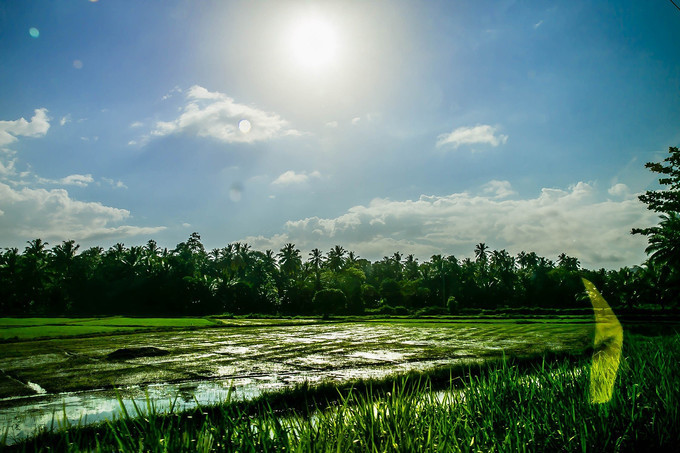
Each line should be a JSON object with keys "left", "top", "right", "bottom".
{"left": 0, "top": 319, "right": 594, "bottom": 399}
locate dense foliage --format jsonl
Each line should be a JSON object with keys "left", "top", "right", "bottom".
{"left": 632, "top": 146, "right": 680, "bottom": 309}
{"left": 0, "top": 234, "right": 661, "bottom": 316}
{"left": 2, "top": 147, "right": 678, "bottom": 316}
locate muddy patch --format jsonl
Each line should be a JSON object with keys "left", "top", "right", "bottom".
{"left": 106, "top": 347, "right": 170, "bottom": 361}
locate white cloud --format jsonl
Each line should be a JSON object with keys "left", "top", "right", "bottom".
{"left": 0, "top": 182, "right": 165, "bottom": 244}
{"left": 129, "top": 121, "right": 144, "bottom": 128}
{"left": 62, "top": 174, "right": 94, "bottom": 187}
{"left": 241, "top": 181, "right": 656, "bottom": 269}
{"left": 326, "top": 121, "right": 338, "bottom": 128}
{"left": 0, "top": 157, "right": 17, "bottom": 178}
{"left": 148, "top": 85, "right": 300, "bottom": 144}
{"left": 608, "top": 183, "right": 632, "bottom": 198}
{"left": 534, "top": 20, "right": 544, "bottom": 29}
{"left": 0, "top": 111, "right": 156, "bottom": 245}
{"left": 102, "top": 177, "right": 128, "bottom": 189}
{"left": 60, "top": 115, "right": 71, "bottom": 126}
{"left": 272, "top": 170, "right": 322, "bottom": 186}
{"left": 482, "top": 180, "right": 516, "bottom": 199}
{"left": 36, "top": 174, "right": 94, "bottom": 187}
{"left": 161, "top": 86, "right": 182, "bottom": 101}
{"left": 436, "top": 124, "right": 508, "bottom": 149}
{"left": 0, "top": 108, "right": 50, "bottom": 147}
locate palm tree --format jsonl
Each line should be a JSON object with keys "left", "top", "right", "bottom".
{"left": 517, "top": 251, "right": 539, "bottom": 270}
{"left": 347, "top": 251, "right": 359, "bottom": 267}
{"left": 403, "top": 254, "right": 419, "bottom": 280}
{"left": 309, "top": 248, "right": 324, "bottom": 290}
{"left": 51, "top": 240, "right": 79, "bottom": 273}
{"left": 278, "top": 243, "right": 302, "bottom": 278}
{"left": 326, "top": 245, "right": 346, "bottom": 272}
{"left": 643, "top": 213, "right": 680, "bottom": 307}
{"left": 645, "top": 212, "right": 680, "bottom": 270}
{"left": 262, "top": 249, "right": 278, "bottom": 275}
{"left": 557, "top": 253, "right": 580, "bottom": 271}
{"left": 474, "top": 243, "right": 488, "bottom": 264}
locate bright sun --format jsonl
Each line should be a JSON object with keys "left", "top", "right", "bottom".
{"left": 288, "top": 15, "right": 339, "bottom": 72}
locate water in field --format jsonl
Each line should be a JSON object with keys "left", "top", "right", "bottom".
{"left": 0, "top": 319, "right": 593, "bottom": 444}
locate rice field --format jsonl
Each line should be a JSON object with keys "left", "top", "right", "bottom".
{"left": 7, "top": 333, "right": 679, "bottom": 452}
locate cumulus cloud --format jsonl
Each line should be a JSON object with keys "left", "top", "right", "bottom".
{"left": 0, "top": 108, "right": 50, "bottom": 147}
{"left": 436, "top": 124, "right": 508, "bottom": 149}
{"left": 149, "top": 85, "right": 300, "bottom": 144}
{"left": 272, "top": 170, "right": 322, "bottom": 186}
{"left": 0, "top": 158, "right": 17, "bottom": 178}
{"left": 60, "top": 115, "right": 71, "bottom": 126}
{"left": 0, "top": 182, "right": 165, "bottom": 244}
{"left": 608, "top": 183, "right": 632, "bottom": 198}
{"left": 241, "top": 181, "right": 656, "bottom": 269}
{"left": 482, "top": 180, "right": 516, "bottom": 199}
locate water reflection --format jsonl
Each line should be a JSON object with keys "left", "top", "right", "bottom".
{"left": 0, "top": 320, "right": 594, "bottom": 444}
{"left": 0, "top": 358, "right": 481, "bottom": 444}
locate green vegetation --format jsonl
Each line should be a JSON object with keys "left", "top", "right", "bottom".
{"left": 0, "top": 317, "right": 218, "bottom": 340}
{"left": 632, "top": 145, "right": 680, "bottom": 309}
{"left": 0, "top": 319, "right": 595, "bottom": 398}
{"left": 1, "top": 146, "right": 678, "bottom": 318}
{"left": 8, "top": 333, "right": 678, "bottom": 452}
{"left": 1, "top": 146, "right": 679, "bottom": 450}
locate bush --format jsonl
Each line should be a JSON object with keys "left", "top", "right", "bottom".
{"left": 416, "top": 306, "right": 449, "bottom": 316}
{"left": 313, "top": 289, "right": 347, "bottom": 316}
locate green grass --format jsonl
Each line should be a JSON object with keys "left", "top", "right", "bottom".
{"left": 0, "top": 325, "right": 148, "bottom": 340}
{"left": 0, "top": 317, "right": 219, "bottom": 340}
{"left": 7, "top": 333, "right": 679, "bottom": 452}
{"left": 0, "top": 315, "right": 597, "bottom": 341}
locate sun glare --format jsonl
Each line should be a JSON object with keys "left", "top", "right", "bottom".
{"left": 288, "top": 15, "right": 338, "bottom": 72}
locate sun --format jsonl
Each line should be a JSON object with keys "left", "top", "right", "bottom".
{"left": 287, "top": 15, "right": 339, "bottom": 72}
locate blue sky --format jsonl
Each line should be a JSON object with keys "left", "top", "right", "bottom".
{"left": 1, "top": 0, "right": 678, "bottom": 268}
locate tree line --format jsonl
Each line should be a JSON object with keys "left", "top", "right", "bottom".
{"left": 1, "top": 147, "right": 678, "bottom": 317}
{"left": 0, "top": 237, "right": 662, "bottom": 317}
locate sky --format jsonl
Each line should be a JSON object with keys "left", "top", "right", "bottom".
{"left": 1, "top": 0, "right": 679, "bottom": 269}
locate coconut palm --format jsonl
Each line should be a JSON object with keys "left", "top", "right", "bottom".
{"left": 278, "top": 243, "right": 302, "bottom": 278}
{"left": 326, "top": 245, "right": 346, "bottom": 272}
{"left": 474, "top": 243, "right": 488, "bottom": 264}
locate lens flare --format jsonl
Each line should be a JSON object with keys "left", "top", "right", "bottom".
{"left": 29, "top": 28, "right": 40, "bottom": 38}
{"left": 238, "top": 119, "right": 251, "bottom": 134}
{"left": 229, "top": 183, "right": 243, "bottom": 202}
{"left": 582, "top": 278, "right": 623, "bottom": 404}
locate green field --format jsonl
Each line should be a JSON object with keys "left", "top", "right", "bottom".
{"left": 0, "top": 317, "right": 219, "bottom": 340}
{"left": 0, "top": 318, "right": 595, "bottom": 399}
{"left": 8, "top": 333, "right": 678, "bottom": 452}
{"left": 0, "top": 314, "right": 597, "bottom": 341}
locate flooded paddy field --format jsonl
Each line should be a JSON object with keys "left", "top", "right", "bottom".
{"left": 0, "top": 318, "right": 595, "bottom": 442}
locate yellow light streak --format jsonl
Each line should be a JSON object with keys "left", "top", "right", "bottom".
{"left": 582, "top": 278, "right": 623, "bottom": 404}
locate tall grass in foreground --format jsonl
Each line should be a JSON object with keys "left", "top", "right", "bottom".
{"left": 6, "top": 333, "right": 679, "bottom": 452}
